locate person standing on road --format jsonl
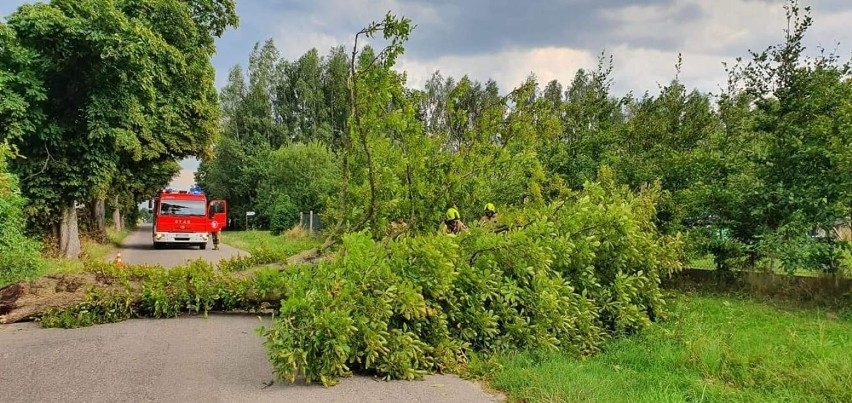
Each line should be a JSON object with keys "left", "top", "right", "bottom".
{"left": 211, "top": 229, "right": 221, "bottom": 250}
{"left": 209, "top": 204, "right": 223, "bottom": 250}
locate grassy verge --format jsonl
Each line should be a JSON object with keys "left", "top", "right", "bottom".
{"left": 47, "top": 227, "right": 133, "bottom": 274}
{"left": 489, "top": 292, "right": 852, "bottom": 402}
{"left": 222, "top": 227, "right": 321, "bottom": 261}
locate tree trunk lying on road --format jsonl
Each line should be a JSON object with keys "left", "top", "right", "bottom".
{"left": 0, "top": 248, "right": 331, "bottom": 325}
{"left": 284, "top": 247, "right": 325, "bottom": 266}
{"left": 0, "top": 273, "right": 133, "bottom": 324}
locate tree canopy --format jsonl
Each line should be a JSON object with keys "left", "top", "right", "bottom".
{"left": 0, "top": 0, "right": 237, "bottom": 256}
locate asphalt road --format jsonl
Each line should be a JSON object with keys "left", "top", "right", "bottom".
{"left": 0, "top": 315, "right": 500, "bottom": 403}
{"left": 0, "top": 225, "right": 501, "bottom": 402}
{"left": 118, "top": 223, "right": 249, "bottom": 267}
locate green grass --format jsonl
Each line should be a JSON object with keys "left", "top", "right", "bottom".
{"left": 222, "top": 228, "right": 321, "bottom": 261}
{"left": 490, "top": 293, "right": 852, "bottom": 402}
{"left": 47, "top": 227, "right": 134, "bottom": 274}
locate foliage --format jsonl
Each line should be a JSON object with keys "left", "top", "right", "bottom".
{"left": 491, "top": 292, "right": 852, "bottom": 402}
{"left": 197, "top": 41, "right": 351, "bottom": 229}
{"left": 38, "top": 259, "right": 298, "bottom": 328}
{"left": 40, "top": 287, "right": 136, "bottom": 328}
{"left": 221, "top": 229, "right": 321, "bottom": 262}
{"left": 194, "top": 2, "right": 849, "bottom": 277}
{"left": 329, "top": 41, "right": 562, "bottom": 239}
{"left": 266, "top": 194, "right": 299, "bottom": 236}
{"left": 260, "top": 182, "right": 683, "bottom": 385}
{"left": 0, "top": 144, "right": 44, "bottom": 287}
{"left": 259, "top": 141, "right": 340, "bottom": 233}
{"left": 198, "top": 134, "right": 271, "bottom": 229}
{"left": 703, "top": 3, "right": 852, "bottom": 274}
{"left": 0, "top": 22, "right": 45, "bottom": 145}
{"left": 1, "top": 0, "right": 237, "bottom": 254}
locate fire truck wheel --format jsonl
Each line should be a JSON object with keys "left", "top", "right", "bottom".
{"left": 153, "top": 242, "right": 163, "bottom": 250}
{"left": 199, "top": 243, "right": 207, "bottom": 250}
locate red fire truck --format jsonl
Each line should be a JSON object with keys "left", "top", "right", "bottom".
{"left": 151, "top": 188, "right": 227, "bottom": 250}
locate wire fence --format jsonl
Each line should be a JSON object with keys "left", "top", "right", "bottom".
{"left": 299, "top": 211, "right": 324, "bottom": 234}
{"left": 684, "top": 220, "right": 852, "bottom": 275}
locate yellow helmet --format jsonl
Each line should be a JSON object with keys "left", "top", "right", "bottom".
{"left": 446, "top": 207, "right": 460, "bottom": 220}
{"left": 484, "top": 203, "right": 496, "bottom": 213}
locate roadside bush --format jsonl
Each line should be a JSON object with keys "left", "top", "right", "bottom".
{"left": 0, "top": 145, "right": 43, "bottom": 287}
{"left": 260, "top": 181, "right": 683, "bottom": 385}
{"left": 267, "top": 193, "right": 299, "bottom": 235}
{"left": 259, "top": 141, "right": 339, "bottom": 231}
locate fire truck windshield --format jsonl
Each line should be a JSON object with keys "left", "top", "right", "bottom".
{"left": 159, "top": 199, "right": 206, "bottom": 216}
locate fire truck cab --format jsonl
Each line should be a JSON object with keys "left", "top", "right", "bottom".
{"left": 151, "top": 188, "right": 227, "bottom": 250}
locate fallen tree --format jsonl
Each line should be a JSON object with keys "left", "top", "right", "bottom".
{"left": 0, "top": 253, "right": 292, "bottom": 325}
{"left": 2, "top": 180, "right": 684, "bottom": 391}
{"left": 259, "top": 181, "right": 684, "bottom": 385}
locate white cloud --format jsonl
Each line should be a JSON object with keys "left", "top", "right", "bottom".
{"left": 169, "top": 168, "right": 196, "bottom": 191}
{"left": 227, "top": 0, "right": 850, "bottom": 100}
{"left": 608, "top": 46, "right": 734, "bottom": 96}
{"left": 396, "top": 44, "right": 732, "bottom": 98}
{"left": 398, "top": 47, "right": 597, "bottom": 93}
{"left": 272, "top": 0, "right": 442, "bottom": 60}
{"left": 603, "top": 0, "right": 786, "bottom": 53}
{"left": 809, "top": 8, "right": 852, "bottom": 54}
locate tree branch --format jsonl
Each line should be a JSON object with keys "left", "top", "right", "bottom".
{"left": 23, "top": 144, "right": 54, "bottom": 181}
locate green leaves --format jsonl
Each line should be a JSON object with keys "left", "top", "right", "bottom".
{"left": 0, "top": 144, "right": 44, "bottom": 287}
{"left": 261, "top": 184, "right": 681, "bottom": 385}
{"left": 1, "top": 0, "right": 236, "bottom": 245}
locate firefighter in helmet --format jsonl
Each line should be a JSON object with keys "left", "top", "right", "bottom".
{"left": 441, "top": 207, "right": 468, "bottom": 235}
{"left": 479, "top": 203, "right": 498, "bottom": 227}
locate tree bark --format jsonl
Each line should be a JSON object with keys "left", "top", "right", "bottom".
{"left": 113, "top": 196, "right": 122, "bottom": 232}
{"left": 90, "top": 198, "right": 106, "bottom": 240}
{"left": 94, "top": 198, "right": 105, "bottom": 232}
{"left": 59, "top": 204, "right": 82, "bottom": 259}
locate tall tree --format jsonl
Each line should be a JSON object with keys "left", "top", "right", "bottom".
{"left": 727, "top": 1, "right": 852, "bottom": 272}
{"left": 544, "top": 55, "right": 626, "bottom": 188}
{"left": 322, "top": 46, "right": 351, "bottom": 149}
{"left": 3, "top": 0, "right": 237, "bottom": 257}
{"left": 277, "top": 48, "right": 328, "bottom": 143}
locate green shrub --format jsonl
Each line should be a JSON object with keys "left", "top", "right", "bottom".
{"left": 267, "top": 194, "right": 299, "bottom": 235}
{"left": 260, "top": 182, "right": 683, "bottom": 385}
{"left": 0, "top": 144, "right": 44, "bottom": 287}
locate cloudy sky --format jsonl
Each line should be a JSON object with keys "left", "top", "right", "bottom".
{"left": 3, "top": 0, "right": 851, "bottom": 189}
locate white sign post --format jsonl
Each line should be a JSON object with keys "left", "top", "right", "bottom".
{"left": 246, "top": 211, "right": 256, "bottom": 230}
